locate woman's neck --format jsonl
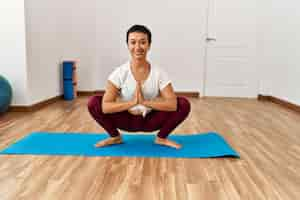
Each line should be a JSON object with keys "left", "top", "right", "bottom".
{"left": 130, "top": 59, "right": 149, "bottom": 70}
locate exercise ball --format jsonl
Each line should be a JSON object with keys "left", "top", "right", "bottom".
{"left": 0, "top": 75, "right": 12, "bottom": 113}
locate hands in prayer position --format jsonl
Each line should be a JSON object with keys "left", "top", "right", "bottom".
{"left": 95, "top": 81, "right": 181, "bottom": 149}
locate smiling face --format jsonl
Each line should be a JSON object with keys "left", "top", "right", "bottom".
{"left": 127, "top": 32, "right": 151, "bottom": 61}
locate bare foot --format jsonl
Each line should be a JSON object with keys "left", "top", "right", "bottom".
{"left": 94, "top": 136, "right": 123, "bottom": 148}
{"left": 155, "top": 137, "right": 182, "bottom": 149}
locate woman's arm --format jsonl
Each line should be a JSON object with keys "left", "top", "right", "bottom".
{"left": 102, "top": 81, "right": 137, "bottom": 114}
{"left": 141, "top": 83, "right": 177, "bottom": 111}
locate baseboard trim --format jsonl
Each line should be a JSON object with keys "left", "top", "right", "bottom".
{"left": 258, "top": 94, "right": 300, "bottom": 113}
{"left": 8, "top": 90, "right": 199, "bottom": 112}
{"left": 257, "top": 94, "right": 271, "bottom": 101}
{"left": 11, "top": 93, "right": 298, "bottom": 113}
{"left": 78, "top": 90, "right": 199, "bottom": 98}
{"left": 9, "top": 95, "right": 63, "bottom": 112}
{"left": 175, "top": 91, "right": 199, "bottom": 97}
{"left": 77, "top": 90, "right": 105, "bottom": 96}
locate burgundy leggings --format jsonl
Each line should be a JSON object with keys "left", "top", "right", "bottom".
{"left": 87, "top": 96, "right": 191, "bottom": 138}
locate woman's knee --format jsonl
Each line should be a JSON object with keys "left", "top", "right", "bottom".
{"left": 177, "top": 97, "right": 191, "bottom": 116}
{"left": 87, "top": 95, "right": 103, "bottom": 114}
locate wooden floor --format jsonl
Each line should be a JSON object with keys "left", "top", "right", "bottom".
{"left": 0, "top": 96, "right": 300, "bottom": 200}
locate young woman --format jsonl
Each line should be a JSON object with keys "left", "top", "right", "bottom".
{"left": 88, "top": 25, "right": 190, "bottom": 149}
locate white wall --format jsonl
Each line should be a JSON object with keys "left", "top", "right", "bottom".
{"left": 24, "top": 0, "right": 208, "bottom": 105}
{"left": 7, "top": 0, "right": 300, "bottom": 106}
{"left": 258, "top": 0, "right": 300, "bottom": 105}
{"left": 95, "top": 0, "right": 208, "bottom": 92}
{"left": 25, "top": 0, "right": 97, "bottom": 104}
{"left": 0, "top": 0, "right": 29, "bottom": 105}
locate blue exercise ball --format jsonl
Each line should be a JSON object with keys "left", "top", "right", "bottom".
{"left": 0, "top": 75, "right": 12, "bottom": 113}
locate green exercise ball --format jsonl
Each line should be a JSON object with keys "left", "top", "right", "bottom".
{"left": 0, "top": 75, "right": 13, "bottom": 113}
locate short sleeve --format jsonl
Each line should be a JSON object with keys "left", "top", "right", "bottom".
{"left": 158, "top": 68, "right": 172, "bottom": 90}
{"left": 108, "top": 67, "right": 121, "bottom": 89}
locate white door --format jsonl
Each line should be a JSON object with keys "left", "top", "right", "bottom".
{"left": 203, "top": 0, "right": 258, "bottom": 97}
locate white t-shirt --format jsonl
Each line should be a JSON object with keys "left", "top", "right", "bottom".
{"left": 108, "top": 61, "right": 171, "bottom": 117}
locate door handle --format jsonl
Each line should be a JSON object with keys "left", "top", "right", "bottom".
{"left": 206, "top": 38, "right": 216, "bottom": 42}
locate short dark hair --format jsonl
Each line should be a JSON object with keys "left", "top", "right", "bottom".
{"left": 126, "top": 24, "right": 152, "bottom": 45}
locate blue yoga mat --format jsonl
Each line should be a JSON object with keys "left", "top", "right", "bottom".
{"left": 0, "top": 132, "right": 239, "bottom": 158}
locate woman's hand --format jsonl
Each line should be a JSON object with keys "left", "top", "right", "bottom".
{"left": 132, "top": 81, "right": 143, "bottom": 105}
{"left": 128, "top": 82, "right": 145, "bottom": 116}
{"left": 132, "top": 84, "right": 139, "bottom": 105}
{"left": 136, "top": 81, "right": 145, "bottom": 104}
